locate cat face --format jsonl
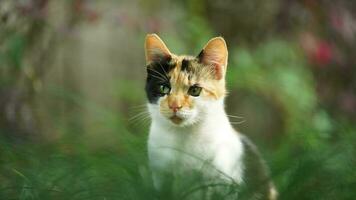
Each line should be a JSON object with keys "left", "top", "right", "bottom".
{"left": 145, "top": 34, "right": 228, "bottom": 127}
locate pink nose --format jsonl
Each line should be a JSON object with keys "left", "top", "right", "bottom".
{"left": 169, "top": 104, "right": 182, "bottom": 113}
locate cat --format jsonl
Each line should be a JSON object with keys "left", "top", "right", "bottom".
{"left": 144, "top": 34, "right": 277, "bottom": 199}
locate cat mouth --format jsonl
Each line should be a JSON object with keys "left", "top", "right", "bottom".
{"left": 169, "top": 115, "right": 183, "bottom": 124}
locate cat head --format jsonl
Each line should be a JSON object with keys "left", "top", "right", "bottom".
{"left": 144, "top": 34, "right": 228, "bottom": 127}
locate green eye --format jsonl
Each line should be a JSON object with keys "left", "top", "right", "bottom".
{"left": 188, "top": 85, "right": 202, "bottom": 97}
{"left": 158, "top": 84, "right": 170, "bottom": 95}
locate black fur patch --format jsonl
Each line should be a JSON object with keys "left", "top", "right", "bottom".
{"left": 181, "top": 59, "right": 190, "bottom": 71}
{"left": 197, "top": 50, "right": 204, "bottom": 63}
{"left": 239, "top": 135, "right": 273, "bottom": 198}
{"left": 145, "top": 56, "right": 175, "bottom": 104}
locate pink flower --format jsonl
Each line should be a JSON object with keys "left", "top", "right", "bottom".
{"left": 313, "top": 42, "right": 332, "bottom": 65}
{"left": 300, "top": 32, "right": 333, "bottom": 66}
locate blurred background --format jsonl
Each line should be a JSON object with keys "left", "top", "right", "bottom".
{"left": 0, "top": 0, "right": 355, "bottom": 199}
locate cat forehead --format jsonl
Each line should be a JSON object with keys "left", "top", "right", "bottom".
{"left": 171, "top": 55, "right": 197, "bottom": 70}
{"left": 146, "top": 54, "right": 216, "bottom": 88}
{"left": 168, "top": 55, "right": 214, "bottom": 80}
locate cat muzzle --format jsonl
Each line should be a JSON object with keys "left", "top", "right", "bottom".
{"left": 169, "top": 115, "right": 183, "bottom": 124}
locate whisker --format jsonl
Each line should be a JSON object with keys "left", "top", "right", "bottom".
{"left": 129, "top": 108, "right": 148, "bottom": 114}
{"left": 227, "top": 114, "right": 244, "bottom": 119}
{"left": 137, "top": 116, "right": 151, "bottom": 126}
{"left": 148, "top": 67, "right": 169, "bottom": 82}
{"left": 128, "top": 111, "right": 150, "bottom": 121}
{"left": 129, "top": 104, "right": 147, "bottom": 109}
{"left": 132, "top": 113, "right": 152, "bottom": 127}
{"left": 230, "top": 120, "right": 246, "bottom": 125}
{"left": 128, "top": 105, "right": 148, "bottom": 112}
{"left": 157, "top": 58, "right": 169, "bottom": 79}
{"left": 148, "top": 73, "right": 167, "bottom": 82}
{"left": 129, "top": 114, "right": 151, "bottom": 126}
{"left": 148, "top": 67, "right": 167, "bottom": 79}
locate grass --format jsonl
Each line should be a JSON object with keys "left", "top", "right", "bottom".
{"left": 1, "top": 117, "right": 355, "bottom": 200}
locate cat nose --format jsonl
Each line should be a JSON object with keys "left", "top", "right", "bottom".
{"left": 169, "top": 103, "right": 182, "bottom": 113}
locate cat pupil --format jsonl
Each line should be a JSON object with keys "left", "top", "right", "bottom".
{"left": 188, "top": 85, "right": 202, "bottom": 97}
{"left": 159, "top": 84, "right": 170, "bottom": 95}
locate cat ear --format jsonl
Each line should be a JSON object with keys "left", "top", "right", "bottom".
{"left": 197, "top": 37, "right": 228, "bottom": 80}
{"left": 145, "top": 34, "right": 171, "bottom": 64}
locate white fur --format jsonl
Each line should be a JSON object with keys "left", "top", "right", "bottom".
{"left": 147, "top": 97, "right": 244, "bottom": 189}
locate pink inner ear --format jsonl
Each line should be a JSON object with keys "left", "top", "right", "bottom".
{"left": 146, "top": 46, "right": 170, "bottom": 63}
{"left": 213, "top": 63, "right": 223, "bottom": 80}
{"left": 147, "top": 49, "right": 170, "bottom": 62}
{"left": 145, "top": 34, "right": 171, "bottom": 64}
{"left": 200, "top": 50, "right": 226, "bottom": 80}
{"left": 203, "top": 49, "right": 224, "bottom": 65}
{"left": 199, "top": 37, "right": 228, "bottom": 80}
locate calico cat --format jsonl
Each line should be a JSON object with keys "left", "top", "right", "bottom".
{"left": 144, "top": 34, "right": 277, "bottom": 199}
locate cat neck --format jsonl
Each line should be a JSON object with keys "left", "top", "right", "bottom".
{"left": 200, "top": 98, "right": 230, "bottom": 125}
{"left": 196, "top": 98, "right": 233, "bottom": 134}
